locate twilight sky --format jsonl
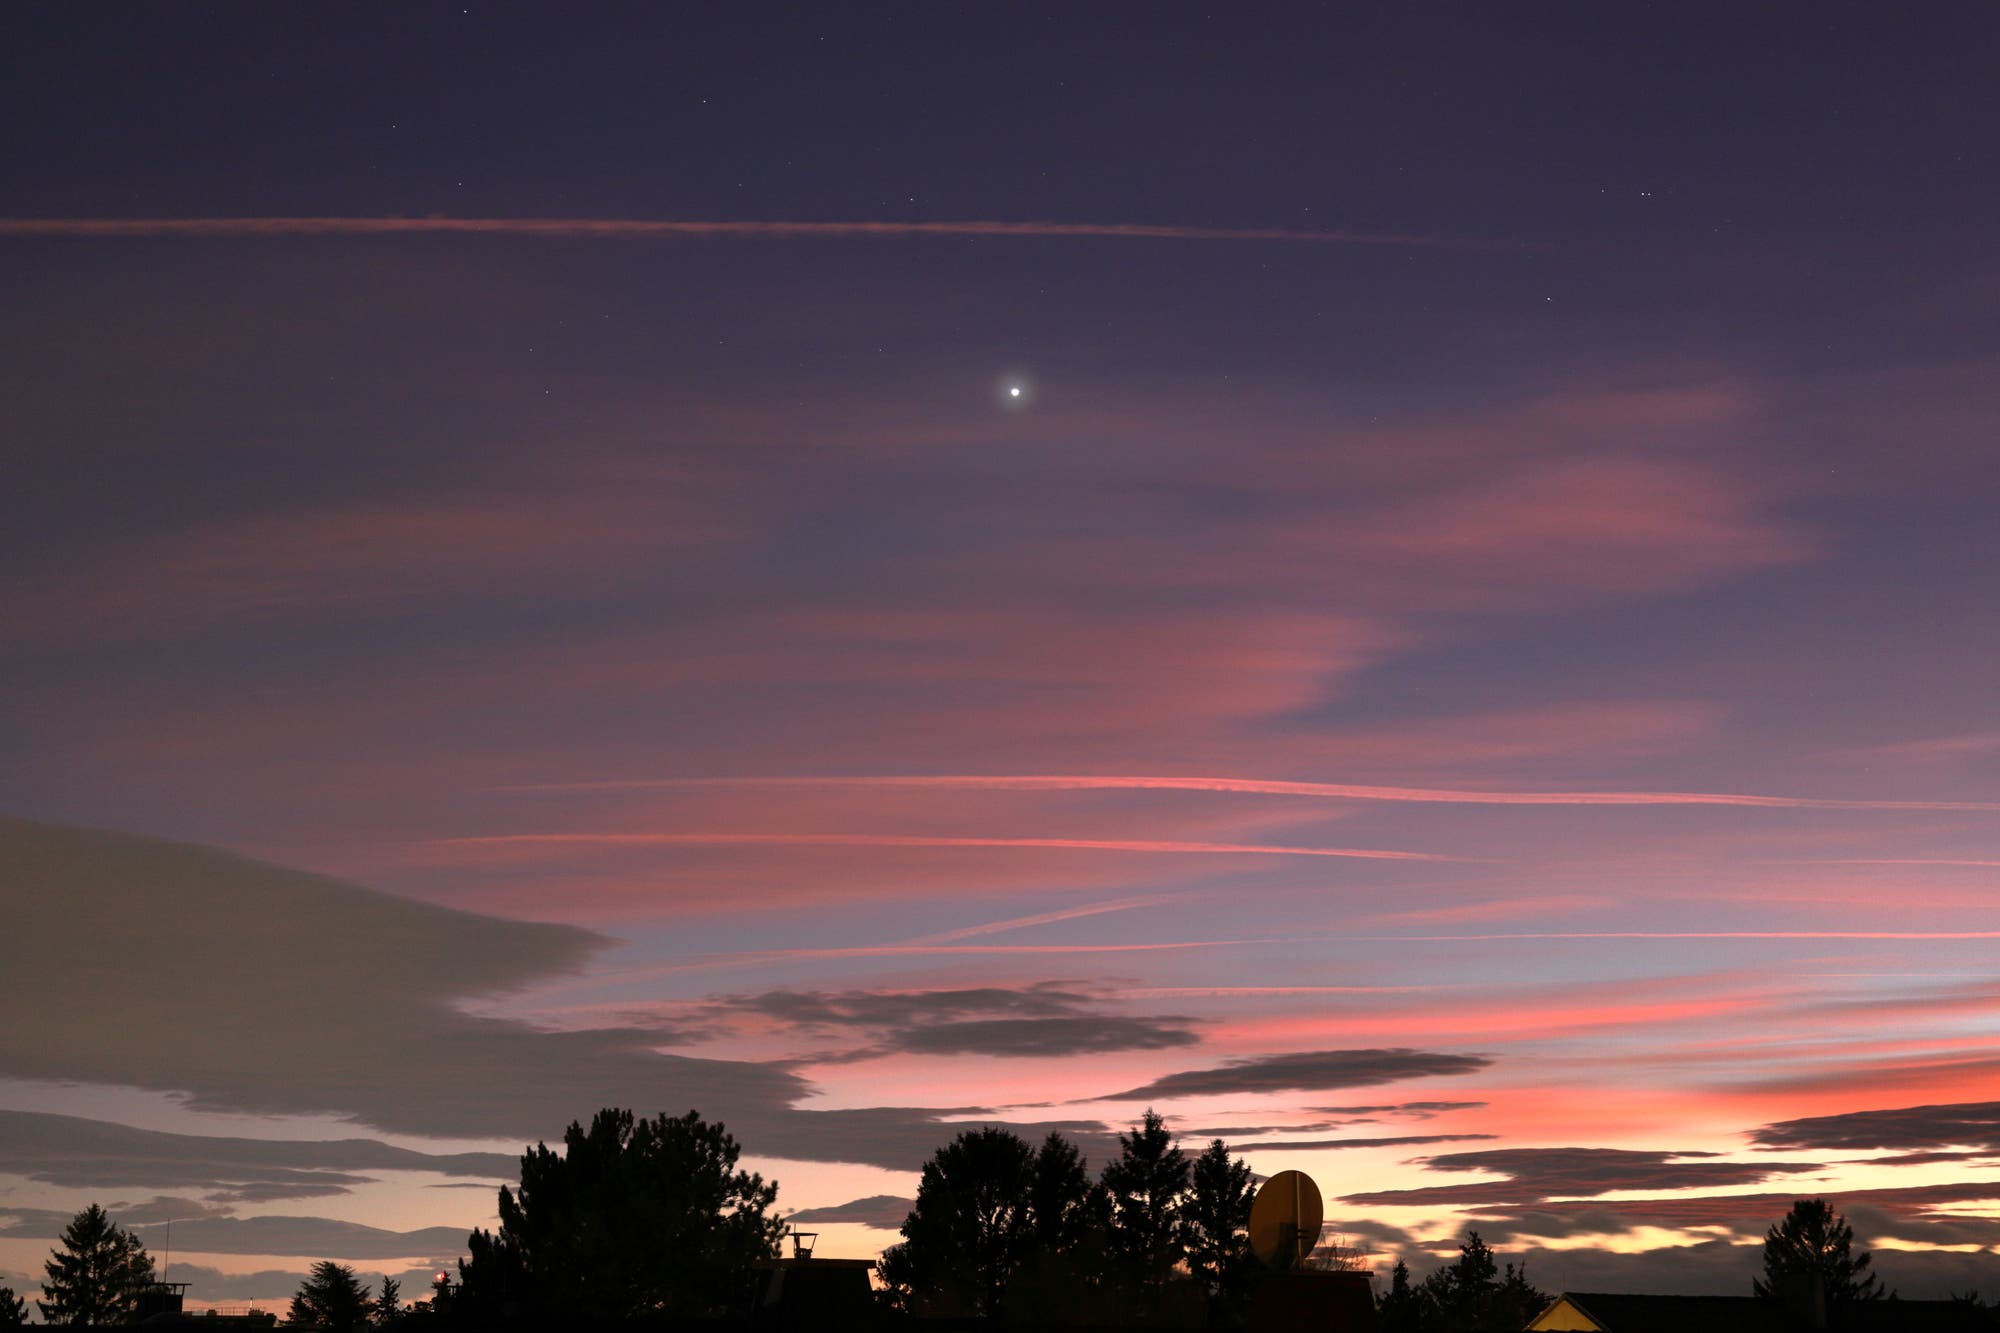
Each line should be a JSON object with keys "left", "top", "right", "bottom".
{"left": 6, "top": 1, "right": 2000, "bottom": 1308}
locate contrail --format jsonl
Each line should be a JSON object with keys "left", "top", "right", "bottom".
{"left": 903, "top": 895, "right": 1174, "bottom": 945}
{"left": 0, "top": 215, "right": 1514, "bottom": 250}
{"left": 1351, "top": 931, "right": 2000, "bottom": 942}
{"left": 429, "top": 832, "right": 1450, "bottom": 861}
{"left": 1789, "top": 858, "right": 2000, "bottom": 867}
{"left": 500, "top": 772, "right": 2000, "bottom": 812}
{"left": 624, "top": 938, "right": 1282, "bottom": 975}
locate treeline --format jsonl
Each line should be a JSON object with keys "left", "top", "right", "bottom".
{"left": 7, "top": 1204, "right": 391, "bottom": 1329}
{"left": 15, "top": 1106, "right": 1950, "bottom": 1331}
{"left": 876, "top": 1113, "right": 1258, "bottom": 1326}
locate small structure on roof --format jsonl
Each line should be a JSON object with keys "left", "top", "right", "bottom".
{"left": 749, "top": 1226, "right": 876, "bottom": 1330}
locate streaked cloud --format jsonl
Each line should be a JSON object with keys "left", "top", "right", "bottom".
{"left": 673, "top": 983, "right": 1203, "bottom": 1060}
{"left": 0, "top": 215, "right": 1513, "bottom": 249}
{"left": 427, "top": 831, "right": 1452, "bottom": 861}
{"left": 1752, "top": 1100, "right": 2000, "bottom": 1153}
{"left": 1101, "top": 1049, "right": 1492, "bottom": 1101}
{"left": 528, "top": 773, "right": 2000, "bottom": 813}
{"left": 1341, "top": 1146, "right": 1824, "bottom": 1208}
{"left": 0, "top": 818, "right": 1130, "bottom": 1168}
{"left": 0, "top": 1110, "right": 515, "bottom": 1194}
{"left": 1225, "top": 1133, "right": 1497, "bottom": 1151}
{"left": 785, "top": 1195, "right": 916, "bottom": 1230}
{"left": 903, "top": 895, "right": 1174, "bottom": 944}
{"left": 0, "top": 1206, "right": 469, "bottom": 1261}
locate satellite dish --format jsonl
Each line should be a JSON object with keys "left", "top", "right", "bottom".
{"left": 1247, "top": 1169, "right": 1323, "bottom": 1269}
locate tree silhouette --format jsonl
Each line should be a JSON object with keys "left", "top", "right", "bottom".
{"left": 1181, "top": 1139, "right": 1254, "bottom": 1310}
{"left": 1027, "top": 1131, "right": 1107, "bottom": 1257}
{"left": 1754, "top": 1198, "right": 1882, "bottom": 1311}
{"left": 39, "top": 1203, "right": 155, "bottom": 1325}
{"left": 458, "top": 1107, "right": 782, "bottom": 1323}
{"left": 374, "top": 1275, "right": 401, "bottom": 1326}
{"left": 1100, "top": 1109, "right": 1190, "bottom": 1286}
{"left": 1414, "top": 1231, "right": 1547, "bottom": 1331}
{"left": 879, "top": 1126, "right": 1037, "bottom": 1317}
{"left": 1376, "top": 1259, "right": 1422, "bottom": 1333}
{"left": 0, "top": 1285, "right": 29, "bottom": 1327}
{"left": 289, "top": 1261, "right": 372, "bottom": 1331}
{"left": 1006, "top": 1132, "right": 1117, "bottom": 1326}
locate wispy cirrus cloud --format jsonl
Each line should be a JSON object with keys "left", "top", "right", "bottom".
{"left": 514, "top": 773, "right": 2000, "bottom": 813}
{"left": 2, "top": 475, "right": 742, "bottom": 645}
{"left": 0, "top": 215, "right": 1515, "bottom": 250}
{"left": 424, "top": 831, "right": 1451, "bottom": 861}
{"left": 902, "top": 895, "right": 1175, "bottom": 944}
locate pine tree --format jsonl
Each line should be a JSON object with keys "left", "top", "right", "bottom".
{"left": 374, "top": 1275, "right": 401, "bottom": 1326}
{"left": 1754, "top": 1198, "right": 1882, "bottom": 1310}
{"left": 39, "top": 1203, "right": 155, "bottom": 1325}
{"left": 1377, "top": 1259, "right": 1423, "bottom": 1333}
{"left": 1004, "top": 1132, "right": 1117, "bottom": 1325}
{"left": 1100, "top": 1109, "right": 1190, "bottom": 1285}
{"left": 1026, "top": 1132, "right": 1103, "bottom": 1257}
{"left": 0, "top": 1285, "right": 30, "bottom": 1327}
{"left": 1415, "top": 1231, "right": 1545, "bottom": 1331}
{"left": 288, "top": 1261, "right": 372, "bottom": 1332}
{"left": 1181, "top": 1139, "right": 1254, "bottom": 1303}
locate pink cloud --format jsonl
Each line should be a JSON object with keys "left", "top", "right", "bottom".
{"left": 4, "top": 472, "right": 744, "bottom": 643}
{"left": 1359, "top": 895, "right": 1612, "bottom": 926}
{"left": 513, "top": 771, "right": 2000, "bottom": 812}
{"left": 427, "top": 831, "right": 1451, "bottom": 861}
{"left": 901, "top": 896, "right": 1177, "bottom": 944}
{"left": 1325, "top": 455, "right": 1808, "bottom": 608}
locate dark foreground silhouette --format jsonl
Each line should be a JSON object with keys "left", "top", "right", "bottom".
{"left": 24, "top": 1111, "right": 2000, "bottom": 1331}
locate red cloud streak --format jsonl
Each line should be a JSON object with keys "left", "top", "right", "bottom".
{"left": 429, "top": 832, "right": 1452, "bottom": 860}
{"left": 505, "top": 773, "right": 2000, "bottom": 811}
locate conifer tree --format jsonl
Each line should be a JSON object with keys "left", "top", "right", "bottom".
{"left": 0, "top": 1285, "right": 29, "bottom": 1327}
{"left": 1377, "top": 1259, "right": 1423, "bottom": 1333}
{"left": 1414, "top": 1230, "right": 1547, "bottom": 1331}
{"left": 288, "top": 1261, "right": 372, "bottom": 1331}
{"left": 1754, "top": 1198, "right": 1882, "bottom": 1309}
{"left": 1026, "top": 1131, "right": 1104, "bottom": 1257}
{"left": 1181, "top": 1139, "right": 1254, "bottom": 1302}
{"left": 1003, "top": 1131, "right": 1116, "bottom": 1324}
{"left": 39, "top": 1203, "right": 155, "bottom": 1325}
{"left": 374, "top": 1275, "right": 401, "bottom": 1325}
{"left": 1100, "top": 1109, "right": 1190, "bottom": 1285}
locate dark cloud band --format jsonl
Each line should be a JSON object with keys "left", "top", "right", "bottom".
{"left": 1102, "top": 1048, "right": 1491, "bottom": 1101}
